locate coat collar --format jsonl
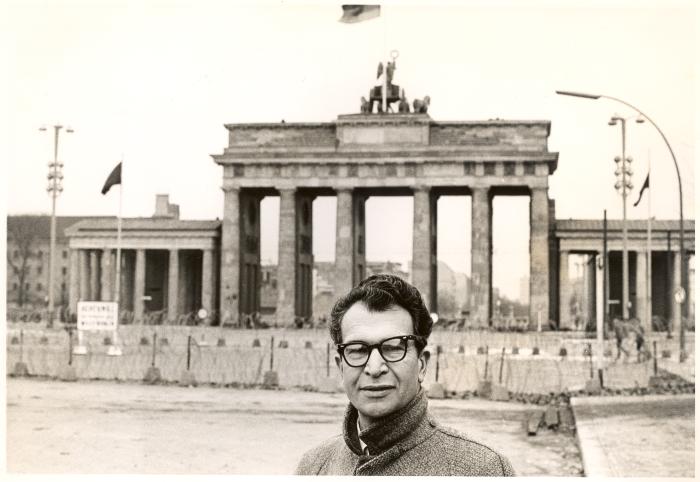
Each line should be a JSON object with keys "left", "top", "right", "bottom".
{"left": 343, "top": 388, "right": 429, "bottom": 457}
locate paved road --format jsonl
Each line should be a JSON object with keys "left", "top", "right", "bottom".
{"left": 572, "top": 394, "right": 695, "bottom": 477}
{"left": 6, "top": 378, "right": 581, "bottom": 475}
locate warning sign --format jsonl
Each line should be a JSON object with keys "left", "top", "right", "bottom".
{"left": 77, "top": 301, "right": 118, "bottom": 331}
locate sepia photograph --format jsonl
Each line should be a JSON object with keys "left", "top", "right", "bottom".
{"left": 3, "top": 0, "right": 695, "bottom": 477}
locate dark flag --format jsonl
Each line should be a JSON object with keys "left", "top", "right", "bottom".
{"left": 339, "top": 5, "right": 380, "bottom": 23}
{"left": 101, "top": 162, "right": 122, "bottom": 195}
{"left": 633, "top": 172, "right": 650, "bottom": 207}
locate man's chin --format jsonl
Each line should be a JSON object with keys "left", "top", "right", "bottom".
{"left": 355, "top": 396, "right": 397, "bottom": 420}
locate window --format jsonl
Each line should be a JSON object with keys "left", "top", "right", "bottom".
{"left": 484, "top": 163, "right": 495, "bottom": 175}
{"left": 37, "top": 250, "right": 43, "bottom": 258}
{"left": 36, "top": 283, "right": 43, "bottom": 291}
{"left": 524, "top": 163, "right": 535, "bottom": 175}
{"left": 504, "top": 162, "right": 515, "bottom": 176}
{"left": 62, "top": 267, "right": 67, "bottom": 276}
{"left": 14, "top": 251, "right": 19, "bottom": 259}
{"left": 25, "top": 283, "right": 30, "bottom": 291}
{"left": 61, "top": 282, "right": 66, "bottom": 291}
{"left": 12, "top": 283, "right": 17, "bottom": 291}
{"left": 37, "top": 266, "right": 43, "bottom": 275}
{"left": 62, "top": 250, "right": 68, "bottom": 259}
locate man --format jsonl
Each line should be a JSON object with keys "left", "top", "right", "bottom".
{"left": 295, "top": 274, "right": 514, "bottom": 476}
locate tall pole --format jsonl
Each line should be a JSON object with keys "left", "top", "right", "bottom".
{"left": 556, "top": 90, "right": 686, "bottom": 360}
{"left": 41, "top": 124, "right": 72, "bottom": 328}
{"left": 603, "top": 210, "right": 608, "bottom": 333}
{"left": 619, "top": 117, "right": 630, "bottom": 321}
{"left": 646, "top": 151, "right": 652, "bottom": 333}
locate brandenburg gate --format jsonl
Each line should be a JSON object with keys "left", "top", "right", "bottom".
{"left": 212, "top": 113, "right": 558, "bottom": 327}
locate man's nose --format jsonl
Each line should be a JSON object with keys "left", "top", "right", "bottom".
{"left": 363, "top": 347, "right": 388, "bottom": 376}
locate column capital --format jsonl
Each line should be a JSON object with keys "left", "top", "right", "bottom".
{"left": 413, "top": 185, "right": 430, "bottom": 193}
{"left": 221, "top": 185, "right": 240, "bottom": 193}
{"left": 276, "top": 186, "right": 297, "bottom": 195}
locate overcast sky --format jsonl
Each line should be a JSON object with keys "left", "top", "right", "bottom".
{"left": 4, "top": 0, "right": 696, "bottom": 299}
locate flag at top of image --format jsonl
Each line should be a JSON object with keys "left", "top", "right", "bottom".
{"left": 101, "top": 162, "right": 122, "bottom": 194}
{"left": 339, "top": 5, "right": 380, "bottom": 23}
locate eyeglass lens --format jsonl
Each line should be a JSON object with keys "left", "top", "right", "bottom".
{"left": 342, "top": 337, "right": 408, "bottom": 366}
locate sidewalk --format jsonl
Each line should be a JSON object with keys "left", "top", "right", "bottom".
{"left": 571, "top": 394, "right": 695, "bottom": 477}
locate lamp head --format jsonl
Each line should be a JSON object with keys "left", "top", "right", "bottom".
{"left": 555, "top": 90, "right": 601, "bottom": 100}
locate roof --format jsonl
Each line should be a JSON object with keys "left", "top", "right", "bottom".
{"left": 6, "top": 215, "right": 110, "bottom": 241}
{"left": 555, "top": 219, "right": 694, "bottom": 232}
{"left": 66, "top": 217, "right": 221, "bottom": 234}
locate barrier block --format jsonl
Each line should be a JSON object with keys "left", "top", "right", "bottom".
{"left": 217, "top": 338, "right": 226, "bottom": 347}
{"left": 139, "top": 337, "right": 150, "bottom": 346}
{"left": 252, "top": 338, "right": 261, "bottom": 347}
{"left": 648, "top": 375, "right": 665, "bottom": 388}
{"left": 477, "top": 380, "right": 492, "bottom": 399}
{"left": 159, "top": 338, "right": 169, "bottom": 347}
{"left": 661, "top": 349, "right": 671, "bottom": 358}
{"left": 12, "top": 362, "right": 29, "bottom": 377}
{"left": 458, "top": 346, "right": 465, "bottom": 354}
{"left": 278, "top": 340, "right": 289, "bottom": 349}
{"left": 490, "top": 384, "right": 509, "bottom": 401}
{"left": 544, "top": 406, "right": 559, "bottom": 428}
{"left": 527, "top": 411, "right": 543, "bottom": 436}
{"left": 559, "top": 347, "right": 567, "bottom": 357}
{"left": 584, "top": 378, "right": 602, "bottom": 395}
{"left": 10, "top": 336, "right": 20, "bottom": 345}
{"left": 179, "top": 370, "right": 197, "bottom": 387}
{"left": 477, "top": 346, "right": 485, "bottom": 355}
{"left": 304, "top": 341, "right": 313, "bottom": 349}
{"left": 143, "top": 366, "right": 162, "bottom": 384}
{"left": 39, "top": 336, "right": 49, "bottom": 345}
{"left": 427, "top": 382, "right": 446, "bottom": 399}
{"left": 59, "top": 365, "right": 77, "bottom": 382}
{"left": 604, "top": 348, "right": 613, "bottom": 357}
{"left": 512, "top": 347, "right": 519, "bottom": 355}
{"left": 558, "top": 406, "right": 575, "bottom": 428}
{"left": 103, "top": 336, "right": 113, "bottom": 346}
{"left": 263, "top": 370, "right": 279, "bottom": 388}
{"left": 532, "top": 347, "right": 540, "bottom": 355}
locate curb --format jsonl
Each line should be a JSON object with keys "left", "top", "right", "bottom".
{"left": 570, "top": 393, "right": 695, "bottom": 477}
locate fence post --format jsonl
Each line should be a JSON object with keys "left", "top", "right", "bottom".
{"left": 151, "top": 332, "right": 157, "bottom": 367}
{"left": 435, "top": 345, "right": 441, "bottom": 383}
{"left": 588, "top": 342, "right": 594, "bottom": 379}
{"left": 653, "top": 340, "right": 658, "bottom": 376}
{"left": 19, "top": 329, "right": 24, "bottom": 364}
{"left": 68, "top": 327, "right": 74, "bottom": 366}
{"left": 498, "top": 346, "right": 505, "bottom": 384}
{"left": 270, "top": 336, "right": 275, "bottom": 371}
{"left": 484, "top": 345, "right": 489, "bottom": 380}
{"left": 186, "top": 334, "right": 192, "bottom": 371}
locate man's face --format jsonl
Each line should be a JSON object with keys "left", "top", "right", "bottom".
{"left": 335, "top": 302, "right": 429, "bottom": 426}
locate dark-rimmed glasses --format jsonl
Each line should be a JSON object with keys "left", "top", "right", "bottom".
{"left": 336, "top": 335, "right": 426, "bottom": 367}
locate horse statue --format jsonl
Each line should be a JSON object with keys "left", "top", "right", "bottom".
{"left": 413, "top": 95, "right": 431, "bottom": 113}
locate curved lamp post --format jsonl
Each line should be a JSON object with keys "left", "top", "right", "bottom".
{"left": 556, "top": 90, "right": 687, "bottom": 362}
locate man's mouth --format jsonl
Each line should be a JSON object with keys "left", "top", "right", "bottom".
{"left": 360, "top": 385, "right": 394, "bottom": 393}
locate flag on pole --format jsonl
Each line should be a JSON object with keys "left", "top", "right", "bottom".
{"left": 101, "top": 162, "right": 122, "bottom": 195}
{"left": 633, "top": 172, "right": 650, "bottom": 207}
{"left": 339, "top": 5, "right": 380, "bottom": 23}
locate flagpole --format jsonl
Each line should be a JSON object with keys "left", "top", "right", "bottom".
{"left": 114, "top": 156, "right": 123, "bottom": 306}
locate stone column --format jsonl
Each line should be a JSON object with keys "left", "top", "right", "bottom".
{"left": 412, "top": 186, "right": 432, "bottom": 307}
{"left": 277, "top": 188, "right": 296, "bottom": 325}
{"left": 89, "top": 250, "right": 100, "bottom": 302}
{"left": 335, "top": 189, "right": 354, "bottom": 296}
{"left": 201, "top": 248, "right": 214, "bottom": 320}
{"left": 595, "top": 253, "right": 604, "bottom": 336}
{"left": 529, "top": 187, "right": 550, "bottom": 328}
{"left": 100, "top": 248, "right": 113, "bottom": 301}
{"left": 353, "top": 194, "right": 367, "bottom": 285}
{"left": 133, "top": 249, "right": 146, "bottom": 321}
{"left": 79, "top": 249, "right": 89, "bottom": 302}
{"left": 559, "top": 250, "right": 571, "bottom": 329}
{"left": 168, "top": 249, "right": 179, "bottom": 322}
{"left": 635, "top": 250, "right": 650, "bottom": 331}
{"left": 220, "top": 187, "right": 240, "bottom": 325}
{"left": 69, "top": 249, "right": 80, "bottom": 313}
{"left": 470, "top": 187, "right": 491, "bottom": 327}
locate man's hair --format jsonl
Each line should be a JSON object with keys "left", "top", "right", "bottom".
{"left": 329, "top": 274, "right": 433, "bottom": 347}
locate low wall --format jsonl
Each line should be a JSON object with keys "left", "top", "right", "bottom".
{"left": 6, "top": 323, "right": 693, "bottom": 394}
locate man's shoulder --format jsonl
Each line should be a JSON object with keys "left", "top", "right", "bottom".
{"left": 295, "top": 434, "right": 346, "bottom": 475}
{"left": 426, "top": 421, "right": 515, "bottom": 476}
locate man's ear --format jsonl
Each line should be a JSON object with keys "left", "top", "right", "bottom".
{"left": 417, "top": 349, "right": 430, "bottom": 384}
{"left": 334, "top": 353, "right": 343, "bottom": 375}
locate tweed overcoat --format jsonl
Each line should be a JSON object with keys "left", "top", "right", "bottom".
{"left": 295, "top": 389, "right": 515, "bottom": 476}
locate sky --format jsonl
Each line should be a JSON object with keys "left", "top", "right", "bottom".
{"left": 3, "top": 0, "right": 696, "bottom": 299}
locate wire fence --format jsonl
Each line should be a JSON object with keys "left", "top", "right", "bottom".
{"left": 7, "top": 323, "right": 694, "bottom": 394}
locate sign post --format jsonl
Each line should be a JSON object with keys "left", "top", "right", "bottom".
{"left": 76, "top": 301, "right": 122, "bottom": 356}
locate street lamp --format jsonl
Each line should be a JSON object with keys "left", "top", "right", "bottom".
{"left": 556, "top": 90, "right": 688, "bottom": 362}
{"left": 39, "top": 124, "right": 74, "bottom": 327}
{"left": 608, "top": 114, "right": 644, "bottom": 321}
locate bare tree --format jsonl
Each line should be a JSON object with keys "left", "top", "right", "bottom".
{"left": 7, "top": 216, "right": 43, "bottom": 307}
